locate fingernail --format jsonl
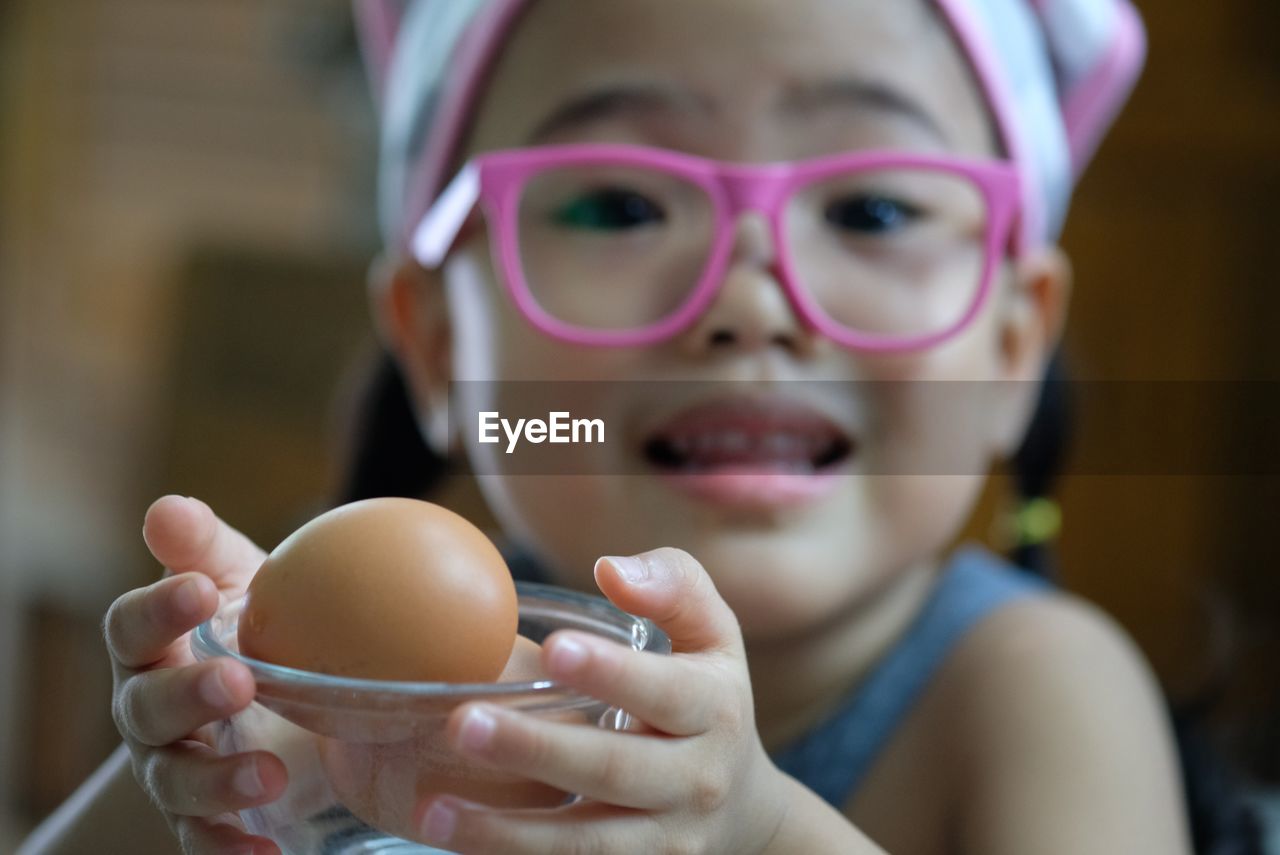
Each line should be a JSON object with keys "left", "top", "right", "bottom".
{"left": 458, "top": 706, "right": 496, "bottom": 752}
{"left": 601, "top": 555, "right": 648, "bottom": 585}
{"left": 173, "top": 578, "right": 203, "bottom": 618}
{"left": 421, "top": 799, "right": 456, "bottom": 843}
{"left": 549, "top": 635, "right": 589, "bottom": 675}
{"left": 199, "top": 667, "right": 233, "bottom": 709}
{"left": 232, "top": 759, "right": 264, "bottom": 799}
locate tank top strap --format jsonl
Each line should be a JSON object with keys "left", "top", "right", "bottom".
{"left": 769, "top": 545, "right": 1051, "bottom": 809}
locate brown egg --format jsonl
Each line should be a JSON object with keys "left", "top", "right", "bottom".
{"left": 238, "top": 498, "right": 518, "bottom": 683}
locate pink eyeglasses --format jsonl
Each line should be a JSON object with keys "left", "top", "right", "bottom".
{"left": 413, "top": 143, "right": 1020, "bottom": 352}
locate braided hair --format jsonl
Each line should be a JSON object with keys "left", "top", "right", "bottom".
{"left": 337, "top": 350, "right": 448, "bottom": 504}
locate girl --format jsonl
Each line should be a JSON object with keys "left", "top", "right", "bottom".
{"left": 29, "top": 0, "right": 1201, "bottom": 852}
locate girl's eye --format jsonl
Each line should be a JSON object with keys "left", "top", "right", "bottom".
{"left": 824, "top": 195, "right": 922, "bottom": 234}
{"left": 552, "top": 187, "right": 666, "bottom": 231}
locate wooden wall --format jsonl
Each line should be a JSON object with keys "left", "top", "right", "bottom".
{"left": 1048, "top": 1, "right": 1279, "bottom": 775}
{"left": 0, "top": 0, "right": 380, "bottom": 829}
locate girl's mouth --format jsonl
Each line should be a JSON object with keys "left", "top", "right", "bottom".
{"left": 639, "top": 396, "right": 855, "bottom": 510}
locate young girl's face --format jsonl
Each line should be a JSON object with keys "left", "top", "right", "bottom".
{"left": 388, "top": 0, "right": 1066, "bottom": 641}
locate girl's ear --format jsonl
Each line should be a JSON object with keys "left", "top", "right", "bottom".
{"left": 992, "top": 245, "right": 1073, "bottom": 453}
{"left": 367, "top": 254, "right": 454, "bottom": 456}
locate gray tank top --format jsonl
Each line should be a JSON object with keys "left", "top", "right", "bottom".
{"left": 769, "top": 545, "right": 1050, "bottom": 808}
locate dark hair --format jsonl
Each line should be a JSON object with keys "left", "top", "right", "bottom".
{"left": 338, "top": 347, "right": 1263, "bottom": 854}
{"left": 1009, "top": 348, "right": 1073, "bottom": 579}
{"left": 1009, "top": 349, "right": 1263, "bottom": 855}
{"left": 336, "top": 350, "right": 449, "bottom": 504}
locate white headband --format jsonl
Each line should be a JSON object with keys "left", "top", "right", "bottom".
{"left": 356, "top": 0, "right": 1146, "bottom": 252}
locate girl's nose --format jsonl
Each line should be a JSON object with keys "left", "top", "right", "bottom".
{"left": 681, "top": 213, "right": 815, "bottom": 358}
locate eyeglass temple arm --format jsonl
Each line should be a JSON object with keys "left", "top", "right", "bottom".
{"left": 411, "top": 164, "right": 482, "bottom": 269}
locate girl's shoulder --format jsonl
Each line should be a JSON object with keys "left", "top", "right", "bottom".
{"left": 921, "top": 563, "right": 1190, "bottom": 852}
{"left": 940, "top": 572, "right": 1163, "bottom": 719}
{"left": 933, "top": 546, "right": 1158, "bottom": 705}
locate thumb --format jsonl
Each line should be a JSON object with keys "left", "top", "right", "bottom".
{"left": 593, "top": 548, "right": 744, "bottom": 657}
{"left": 143, "top": 495, "right": 265, "bottom": 595}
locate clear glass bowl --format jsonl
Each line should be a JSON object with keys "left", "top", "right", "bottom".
{"left": 192, "top": 582, "right": 670, "bottom": 854}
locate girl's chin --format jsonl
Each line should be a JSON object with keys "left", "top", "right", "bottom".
{"left": 688, "top": 540, "right": 885, "bottom": 621}
{"left": 721, "top": 583, "right": 866, "bottom": 641}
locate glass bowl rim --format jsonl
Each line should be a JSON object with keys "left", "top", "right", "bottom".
{"left": 191, "top": 580, "right": 668, "bottom": 700}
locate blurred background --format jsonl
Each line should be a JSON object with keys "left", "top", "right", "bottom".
{"left": 1, "top": 0, "right": 1277, "bottom": 850}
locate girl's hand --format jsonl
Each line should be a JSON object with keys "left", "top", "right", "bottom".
{"left": 413, "top": 547, "right": 793, "bottom": 855}
{"left": 104, "top": 496, "right": 287, "bottom": 855}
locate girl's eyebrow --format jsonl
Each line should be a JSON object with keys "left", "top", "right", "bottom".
{"left": 524, "top": 77, "right": 948, "bottom": 147}
{"left": 779, "top": 78, "right": 951, "bottom": 145}
{"left": 527, "top": 82, "right": 712, "bottom": 143}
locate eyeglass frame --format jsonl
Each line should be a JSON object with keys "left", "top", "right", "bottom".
{"left": 411, "top": 143, "right": 1022, "bottom": 352}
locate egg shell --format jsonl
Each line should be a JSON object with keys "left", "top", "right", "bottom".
{"left": 238, "top": 498, "right": 518, "bottom": 684}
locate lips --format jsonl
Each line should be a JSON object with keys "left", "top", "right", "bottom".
{"left": 638, "top": 395, "right": 855, "bottom": 511}
{"left": 642, "top": 397, "right": 855, "bottom": 475}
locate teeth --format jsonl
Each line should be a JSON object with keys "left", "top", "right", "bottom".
{"left": 762, "top": 433, "right": 803, "bottom": 457}
{"left": 669, "top": 431, "right": 756, "bottom": 456}
{"left": 722, "top": 431, "right": 749, "bottom": 453}
{"left": 661, "top": 430, "right": 840, "bottom": 465}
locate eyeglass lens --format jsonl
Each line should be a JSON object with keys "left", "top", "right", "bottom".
{"left": 515, "top": 162, "right": 989, "bottom": 338}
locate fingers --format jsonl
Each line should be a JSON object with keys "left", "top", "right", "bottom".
{"left": 115, "top": 659, "right": 255, "bottom": 747}
{"left": 415, "top": 796, "right": 655, "bottom": 855}
{"left": 112, "top": 495, "right": 267, "bottom": 674}
{"left": 143, "top": 495, "right": 265, "bottom": 592}
{"left": 594, "top": 548, "right": 745, "bottom": 656}
{"left": 106, "top": 573, "right": 219, "bottom": 672}
{"left": 541, "top": 631, "right": 726, "bottom": 736}
{"left": 172, "top": 813, "right": 281, "bottom": 855}
{"left": 139, "top": 741, "right": 287, "bottom": 818}
{"left": 446, "top": 703, "right": 684, "bottom": 810}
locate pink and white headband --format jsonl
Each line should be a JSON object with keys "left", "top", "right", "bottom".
{"left": 354, "top": 0, "right": 1146, "bottom": 253}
